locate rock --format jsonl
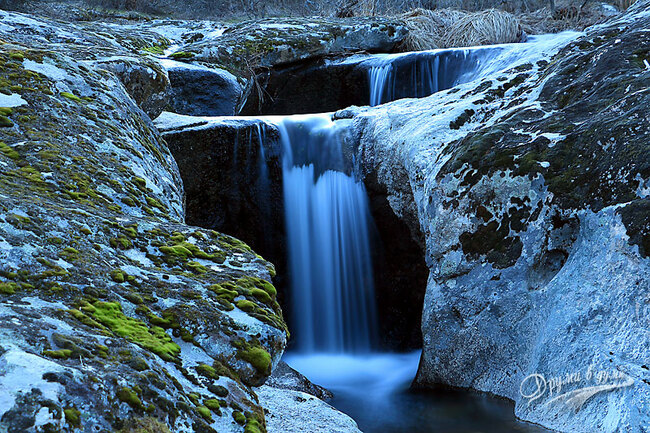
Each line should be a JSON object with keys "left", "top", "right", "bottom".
{"left": 348, "top": 2, "right": 650, "bottom": 432}
{"left": 0, "top": 10, "right": 175, "bottom": 119}
{"left": 95, "top": 57, "right": 170, "bottom": 119}
{"left": 239, "top": 56, "right": 369, "bottom": 116}
{"left": 265, "top": 361, "right": 333, "bottom": 400}
{"left": 170, "top": 16, "right": 408, "bottom": 76}
{"left": 0, "top": 15, "right": 287, "bottom": 433}
{"left": 256, "top": 386, "right": 362, "bottom": 433}
{"left": 162, "top": 60, "right": 244, "bottom": 116}
{"left": 155, "top": 112, "right": 289, "bottom": 299}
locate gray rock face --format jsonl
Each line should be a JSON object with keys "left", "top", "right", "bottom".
{"left": 175, "top": 16, "right": 408, "bottom": 74}
{"left": 163, "top": 60, "right": 244, "bottom": 116}
{"left": 256, "top": 386, "right": 361, "bottom": 433}
{"left": 347, "top": 2, "right": 650, "bottom": 432}
{"left": 265, "top": 361, "right": 333, "bottom": 400}
{"left": 0, "top": 11, "right": 363, "bottom": 433}
{"left": 155, "top": 112, "right": 286, "bottom": 280}
{"left": 95, "top": 58, "right": 171, "bottom": 119}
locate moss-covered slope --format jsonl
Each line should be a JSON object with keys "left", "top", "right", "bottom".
{"left": 0, "top": 17, "right": 286, "bottom": 433}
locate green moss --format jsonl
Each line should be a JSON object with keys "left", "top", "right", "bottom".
{"left": 69, "top": 309, "right": 104, "bottom": 329}
{"left": 169, "top": 51, "right": 195, "bottom": 59}
{"left": 0, "top": 282, "right": 19, "bottom": 294}
{"left": 61, "top": 92, "right": 82, "bottom": 102}
{"left": 117, "top": 386, "right": 143, "bottom": 409}
{"left": 159, "top": 241, "right": 225, "bottom": 265}
{"left": 195, "top": 405, "right": 212, "bottom": 421}
{"left": 208, "top": 284, "right": 238, "bottom": 301}
{"left": 187, "top": 261, "right": 207, "bottom": 274}
{"left": 0, "top": 141, "right": 19, "bottom": 159}
{"left": 110, "top": 269, "right": 126, "bottom": 283}
{"left": 64, "top": 407, "right": 81, "bottom": 426}
{"left": 195, "top": 363, "right": 218, "bottom": 379}
{"left": 110, "top": 236, "right": 133, "bottom": 250}
{"left": 250, "top": 288, "right": 271, "bottom": 304}
{"left": 59, "top": 247, "right": 80, "bottom": 261}
{"left": 42, "top": 349, "right": 73, "bottom": 359}
{"left": 83, "top": 301, "right": 180, "bottom": 362}
{"left": 0, "top": 115, "right": 13, "bottom": 127}
{"left": 234, "top": 340, "right": 271, "bottom": 376}
{"left": 244, "top": 414, "right": 264, "bottom": 433}
{"left": 123, "top": 226, "right": 138, "bottom": 238}
{"left": 159, "top": 244, "right": 193, "bottom": 259}
{"left": 0, "top": 107, "right": 12, "bottom": 116}
{"left": 132, "top": 176, "right": 148, "bottom": 191}
{"left": 235, "top": 299, "right": 256, "bottom": 313}
{"left": 9, "top": 52, "right": 24, "bottom": 61}
{"left": 142, "top": 45, "right": 165, "bottom": 55}
{"left": 204, "top": 399, "right": 220, "bottom": 411}
{"left": 236, "top": 277, "right": 276, "bottom": 298}
{"left": 233, "top": 411, "right": 246, "bottom": 425}
{"left": 145, "top": 196, "right": 166, "bottom": 212}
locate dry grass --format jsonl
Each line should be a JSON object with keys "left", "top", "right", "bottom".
{"left": 618, "top": 0, "right": 637, "bottom": 10}
{"left": 399, "top": 8, "right": 523, "bottom": 51}
{"left": 519, "top": 2, "right": 614, "bottom": 34}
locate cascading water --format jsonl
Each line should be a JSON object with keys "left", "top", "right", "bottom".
{"left": 366, "top": 32, "right": 580, "bottom": 106}
{"left": 254, "top": 32, "right": 577, "bottom": 433}
{"left": 369, "top": 49, "right": 476, "bottom": 106}
{"left": 276, "top": 114, "right": 378, "bottom": 353}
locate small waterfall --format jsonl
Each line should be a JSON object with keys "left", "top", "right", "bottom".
{"left": 276, "top": 114, "right": 377, "bottom": 353}
{"left": 367, "top": 32, "right": 581, "bottom": 106}
{"left": 368, "top": 48, "right": 489, "bottom": 106}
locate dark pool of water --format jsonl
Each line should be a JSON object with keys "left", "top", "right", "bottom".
{"left": 285, "top": 352, "right": 549, "bottom": 433}
{"left": 330, "top": 386, "right": 548, "bottom": 433}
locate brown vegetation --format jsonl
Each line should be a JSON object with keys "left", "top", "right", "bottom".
{"left": 399, "top": 8, "right": 523, "bottom": 51}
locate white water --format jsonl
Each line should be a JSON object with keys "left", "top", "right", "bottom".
{"left": 285, "top": 351, "right": 420, "bottom": 400}
{"left": 367, "top": 32, "right": 580, "bottom": 106}
{"left": 275, "top": 114, "right": 378, "bottom": 353}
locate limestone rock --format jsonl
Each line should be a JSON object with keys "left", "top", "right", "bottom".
{"left": 256, "top": 386, "right": 361, "bottom": 433}
{"left": 162, "top": 60, "right": 244, "bottom": 116}
{"left": 0, "top": 16, "right": 285, "bottom": 433}
{"left": 349, "top": 2, "right": 650, "bottom": 432}
{"left": 170, "top": 17, "right": 408, "bottom": 75}
{"left": 265, "top": 361, "right": 333, "bottom": 400}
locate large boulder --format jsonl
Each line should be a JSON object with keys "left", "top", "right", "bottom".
{"left": 0, "top": 10, "right": 173, "bottom": 119}
{"left": 162, "top": 60, "right": 244, "bottom": 116}
{"left": 168, "top": 16, "right": 408, "bottom": 75}
{"left": 348, "top": 2, "right": 650, "bottom": 432}
{"left": 0, "top": 14, "right": 289, "bottom": 433}
{"left": 256, "top": 386, "right": 361, "bottom": 433}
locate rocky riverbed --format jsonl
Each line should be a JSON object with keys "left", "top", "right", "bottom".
{"left": 0, "top": 1, "right": 648, "bottom": 433}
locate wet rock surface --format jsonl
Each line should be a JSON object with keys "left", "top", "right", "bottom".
{"left": 264, "top": 361, "right": 333, "bottom": 400}
{"left": 348, "top": 2, "right": 650, "bottom": 432}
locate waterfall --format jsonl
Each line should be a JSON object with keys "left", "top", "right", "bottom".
{"left": 368, "top": 49, "right": 469, "bottom": 106}
{"left": 275, "top": 114, "right": 377, "bottom": 353}
{"left": 367, "top": 32, "right": 581, "bottom": 106}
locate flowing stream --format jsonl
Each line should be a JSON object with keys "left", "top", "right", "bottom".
{"left": 363, "top": 32, "right": 579, "bottom": 106}
{"left": 256, "top": 32, "right": 579, "bottom": 432}
{"left": 273, "top": 113, "right": 550, "bottom": 431}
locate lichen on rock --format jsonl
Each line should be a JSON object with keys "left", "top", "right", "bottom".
{"left": 0, "top": 11, "right": 288, "bottom": 433}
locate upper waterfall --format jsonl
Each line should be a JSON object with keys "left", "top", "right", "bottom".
{"left": 365, "top": 32, "right": 581, "bottom": 106}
